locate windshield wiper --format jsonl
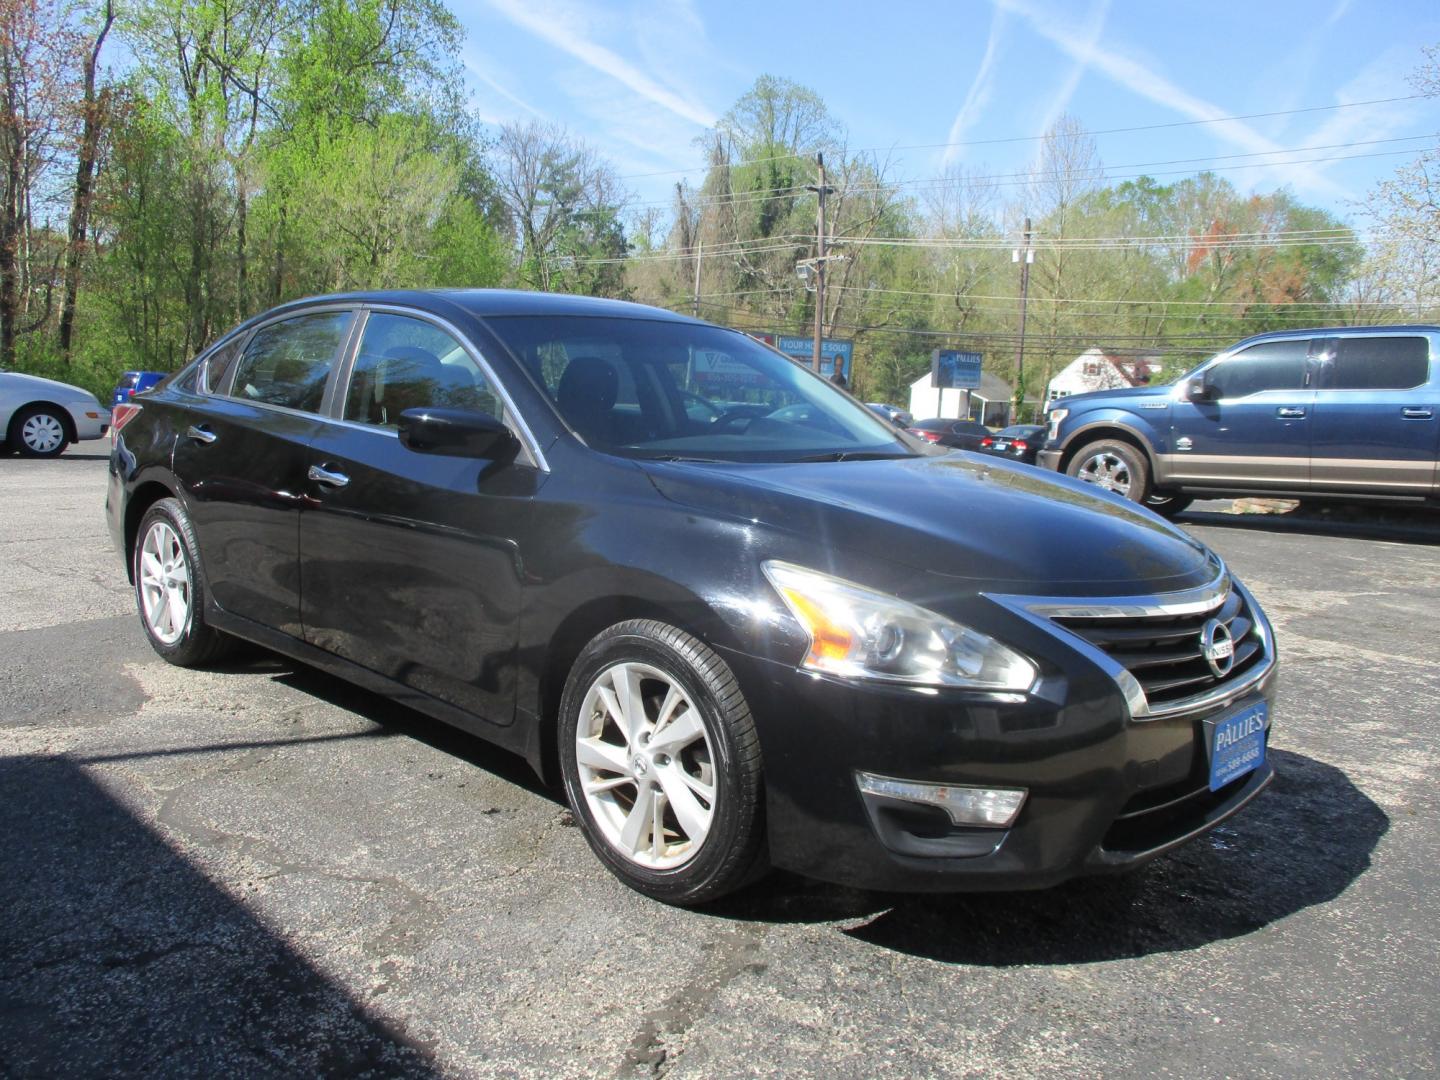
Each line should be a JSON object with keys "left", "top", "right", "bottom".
{"left": 790, "top": 450, "right": 915, "bottom": 463}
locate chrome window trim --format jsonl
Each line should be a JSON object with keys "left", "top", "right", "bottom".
{"left": 357, "top": 303, "right": 550, "bottom": 473}
{"left": 985, "top": 560, "right": 1277, "bottom": 721}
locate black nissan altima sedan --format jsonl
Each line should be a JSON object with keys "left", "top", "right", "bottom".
{"left": 107, "top": 290, "right": 1278, "bottom": 906}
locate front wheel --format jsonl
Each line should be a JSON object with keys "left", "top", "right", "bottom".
{"left": 558, "top": 620, "right": 767, "bottom": 905}
{"left": 1066, "top": 439, "right": 1151, "bottom": 504}
{"left": 133, "top": 498, "right": 238, "bottom": 666}
{"left": 9, "top": 405, "right": 70, "bottom": 458}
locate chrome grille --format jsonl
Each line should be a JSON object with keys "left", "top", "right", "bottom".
{"left": 1051, "top": 584, "right": 1263, "bottom": 709}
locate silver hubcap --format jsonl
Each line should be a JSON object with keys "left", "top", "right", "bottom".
{"left": 138, "top": 521, "right": 192, "bottom": 645}
{"left": 21, "top": 413, "right": 64, "bottom": 453}
{"left": 1076, "top": 451, "right": 1133, "bottom": 497}
{"left": 575, "top": 661, "right": 716, "bottom": 870}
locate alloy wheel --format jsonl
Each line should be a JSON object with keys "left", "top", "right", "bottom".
{"left": 138, "top": 521, "right": 192, "bottom": 645}
{"left": 21, "top": 412, "right": 65, "bottom": 455}
{"left": 1075, "top": 450, "right": 1133, "bottom": 497}
{"left": 574, "top": 661, "right": 716, "bottom": 870}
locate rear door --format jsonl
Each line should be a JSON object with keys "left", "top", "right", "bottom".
{"left": 171, "top": 308, "right": 355, "bottom": 637}
{"left": 1310, "top": 334, "right": 1438, "bottom": 496}
{"left": 1166, "top": 338, "right": 1315, "bottom": 490}
{"left": 299, "top": 309, "right": 539, "bottom": 726}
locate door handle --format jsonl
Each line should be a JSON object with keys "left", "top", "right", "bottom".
{"left": 185, "top": 424, "right": 217, "bottom": 444}
{"left": 307, "top": 464, "right": 350, "bottom": 488}
{"left": 1401, "top": 407, "right": 1433, "bottom": 419}
{"left": 1275, "top": 406, "right": 1306, "bottom": 419}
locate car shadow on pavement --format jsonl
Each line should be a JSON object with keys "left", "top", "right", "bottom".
{"left": 260, "top": 656, "right": 558, "bottom": 803}
{"left": 832, "top": 750, "right": 1387, "bottom": 965}
{"left": 0, "top": 755, "right": 440, "bottom": 1077}
{"left": 1179, "top": 506, "right": 1440, "bottom": 546}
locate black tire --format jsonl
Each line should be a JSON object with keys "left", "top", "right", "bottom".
{"left": 132, "top": 497, "right": 238, "bottom": 667}
{"left": 8, "top": 404, "right": 70, "bottom": 458}
{"left": 1145, "top": 494, "right": 1193, "bottom": 519}
{"left": 1065, "top": 438, "right": 1152, "bottom": 504}
{"left": 558, "top": 619, "right": 767, "bottom": 905}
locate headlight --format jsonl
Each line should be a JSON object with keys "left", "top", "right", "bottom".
{"left": 1046, "top": 407, "right": 1068, "bottom": 440}
{"left": 761, "top": 561, "right": 1037, "bottom": 691}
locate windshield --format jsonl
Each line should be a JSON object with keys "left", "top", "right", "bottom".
{"left": 486, "top": 315, "right": 912, "bottom": 462}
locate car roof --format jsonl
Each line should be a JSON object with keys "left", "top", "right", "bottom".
{"left": 242, "top": 289, "right": 704, "bottom": 329}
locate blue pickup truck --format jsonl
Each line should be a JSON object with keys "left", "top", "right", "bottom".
{"left": 1038, "top": 326, "right": 1440, "bottom": 517}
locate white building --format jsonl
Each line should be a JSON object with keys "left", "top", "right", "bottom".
{"left": 908, "top": 370, "right": 1018, "bottom": 426}
{"left": 1046, "top": 348, "right": 1162, "bottom": 403}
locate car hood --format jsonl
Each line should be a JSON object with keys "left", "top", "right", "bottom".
{"left": 1053, "top": 383, "right": 1174, "bottom": 409}
{"left": 0, "top": 370, "right": 95, "bottom": 402}
{"left": 644, "top": 452, "right": 1215, "bottom": 595}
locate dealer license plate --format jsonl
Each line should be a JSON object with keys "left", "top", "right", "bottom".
{"left": 1205, "top": 702, "right": 1267, "bottom": 791}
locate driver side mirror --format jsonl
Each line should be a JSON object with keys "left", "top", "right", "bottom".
{"left": 399, "top": 407, "right": 517, "bottom": 459}
{"left": 1188, "top": 370, "right": 1218, "bottom": 403}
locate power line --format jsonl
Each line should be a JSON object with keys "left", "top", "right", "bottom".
{"left": 627, "top": 137, "right": 1438, "bottom": 213}
{"left": 611, "top": 93, "right": 1434, "bottom": 182}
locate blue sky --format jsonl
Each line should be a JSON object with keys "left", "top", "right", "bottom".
{"left": 455, "top": 0, "right": 1440, "bottom": 222}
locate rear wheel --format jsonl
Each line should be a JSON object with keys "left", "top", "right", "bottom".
{"left": 9, "top": 405, "right": 69, "bottom": 458}
{"left": 1066, "top": 439, "right": 1151, "bottom": 504}
{"left": 133, "top": 498, "right": 238, "bottom": 666}
{"left": 558, "top": 619, "right": 766, "bottom": 905}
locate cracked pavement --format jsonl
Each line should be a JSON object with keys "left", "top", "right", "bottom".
{"left": 2, "top": 451, "right": 1438, "bottom": 1077}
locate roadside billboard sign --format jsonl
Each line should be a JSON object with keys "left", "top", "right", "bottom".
{"left": 775, "top": 335, "right": 854, "bottom": 380}
{"left": 932, "top": 349, "right": 983, "bottom": 390}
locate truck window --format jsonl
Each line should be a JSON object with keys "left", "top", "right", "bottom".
{"left": 1209, "top": 340, "right": 1309, "bottom": 398}
{"left": 1327, "top": 337, "right": 1429, "bottom": 391}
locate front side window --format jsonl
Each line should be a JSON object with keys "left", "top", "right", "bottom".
{"left": 344, "top": 313, "right": 499, "bottom": 428}
{"left": 1327, "top": 336, "right": 1429, "bottom": 391}
{"left": 486, "top": 315, "right": 908, "bottom": 462}
{"left": 230, "top": 311, "right": 349, "bottom": 411}
{"left": 1208, "top": 339, "right": 1310, "bottom": 399}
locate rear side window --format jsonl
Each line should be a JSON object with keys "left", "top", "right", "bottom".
{"left": 1209, "top": 340, "right": 1309, "bottom": 398}
{"left": 1327, "top": 337, "right": 1430, "bottom": 391}
{"left": 230, "top": 312, "right": 349, "bottom": 412}
{"left": 201, "top": 338, "right": 244, "bottom": 394}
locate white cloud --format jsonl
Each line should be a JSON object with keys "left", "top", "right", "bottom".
{"left": 483, "top": 0, "right": 718, "bottom": 128}
{"left": 1032, "top": 0, "right": 1110, "bottom": 139}
{"left": 942, "top": 5, "right": 1008, "bottom": 167}
{"left": 994, "top": 0, "right": 1349, "bottom": 197}
{"left": 461, "top": 50, "right": 544, "bottom": 122}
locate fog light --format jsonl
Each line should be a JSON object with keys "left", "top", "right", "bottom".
{"left": 856, "top": 772, "right": 1026, "bottom": 828}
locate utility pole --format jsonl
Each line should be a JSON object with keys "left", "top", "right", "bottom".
{"left": 692, "top": 237, "right": 703, "bottom": 318}
{"left": 1012, "top": 217, "right": 1033, "bottom": 424}
{"left": 806, "top": 153, "right": 835, "bottom": 373}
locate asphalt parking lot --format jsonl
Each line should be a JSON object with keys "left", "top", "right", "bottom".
{"left": 3, "top": 450, "right": 1438, "bottom": 1078}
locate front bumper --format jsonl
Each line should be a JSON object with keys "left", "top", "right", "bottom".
{"left": 1037, "top": 448, "right": 1063, "bottom": 472}
{"left": 718, "top": 624, "right": 1278, "bottom": 893}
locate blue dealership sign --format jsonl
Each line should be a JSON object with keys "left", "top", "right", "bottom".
{"left": 932, "top": 349, "right": 983, "bottom": 390}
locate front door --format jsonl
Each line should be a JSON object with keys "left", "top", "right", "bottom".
{"left": 1166, "top": 337, "right": 1315, "bottom": 490}
{"left": 299, "top": 311, "right": 537, "bottom": 726}
{"left": 172, "top": 309, "right": 355, "bottom": 637}
{"left": 1310, "top": 334, "right": 1439, "bottom": 496}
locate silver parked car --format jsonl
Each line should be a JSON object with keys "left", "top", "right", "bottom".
{"left": 1, "top": 371, "right": 111, "bottom": 458}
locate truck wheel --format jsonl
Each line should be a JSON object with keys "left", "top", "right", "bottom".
{"left": 1145, "top": 494, "right": 1193, "bottom": 519}
{"left": 1066, "top": 440, "right": 1151, "bottom": 504}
